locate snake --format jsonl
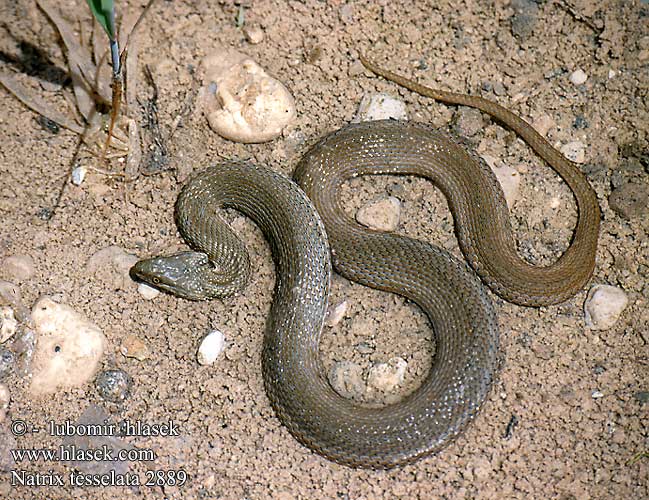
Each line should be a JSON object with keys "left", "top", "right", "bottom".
{"left": 130, "top": 57, "right": 600, "bottom": 469}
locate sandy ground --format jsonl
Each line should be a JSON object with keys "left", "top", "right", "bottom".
{"left": 0, "top": 0, "right": 648, "bottom": 498}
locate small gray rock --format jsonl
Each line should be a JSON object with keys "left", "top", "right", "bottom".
{"left": 453, "top": 107, "right": 485, "bottom": 138}
{"left": 510, "top": 0, "right": 539, "bottom": 39}
{"left": 62, "top": 405, "right": 132, "bottom": 475}
{"left": 95, "top": 369, "right": 133, "bottom": 403}
{"left": 634, "top": 391, "right": 649, "bottom": 404}
{"left": 0, "top": 349, "right": 14, "bottom": 380}
{"left": 492, "top": 81, "right": 507, "bottom": 96}
{"left": 0, "top": 422, "right": 17, "bottom": 471}
{"left": 609, "top": 182, "right": 648, "bottom": 220}
{"left": 354, "top": 341, "right": 375, "bottom": 355}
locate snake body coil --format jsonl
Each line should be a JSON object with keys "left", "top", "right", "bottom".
{"left": 131, "top": 61, "right": 600, "bottom": 468}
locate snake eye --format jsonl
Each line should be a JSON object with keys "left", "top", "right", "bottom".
{"left": 152, "top": 277, "right": 160, "bottom": 284}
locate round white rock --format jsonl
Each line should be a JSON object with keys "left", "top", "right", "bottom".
{"left": 201, "top": 48, "right": 296, "bottom": 143}
{"left": 584, "top": 285, "right": 629, "bottom": 330}
{"left": 197, "top": 329, "right": 226, "bottom": 366}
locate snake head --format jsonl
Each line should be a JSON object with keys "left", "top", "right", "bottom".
{"left": 130, "top": 251, "right": 214, "bottom": 301}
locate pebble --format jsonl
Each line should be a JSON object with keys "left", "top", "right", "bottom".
{"left": 560, "top": 141, "right": 586, "bottom": 163}
{"left": 30, "top": 297, "right": 107, "bottom": 395}
{"left": 356, "top": 196, "right": 401, "bottom": 231}
{"left": 0, "top": 384, "right": 8, "bottom": 422}
{"left": 347, "top": 60, "right": 365, "bottom": 77}
{"left": 584, "top": 285, "right": 629, "bottom": 330}
{"left": 243, "top": 24, "right": 264, "bottom": 44}
{"left": 452, "top": 107, "right": 484, "bottom": 138}
{"left": 481, "top": 155, "right": 521, "bottom": 208}
{"left": 355, "top": 93, "right": 407, "bottom": 122}
{"left": 608, "top": 182, "right": 648, "bottom": 220}
{"left": 570, "top": 69, "right": 588, "bottom": 85}
{"left": 137, "top": 282, "right": 160, "bottom": 300}
{"left": 120, "top": 335, "right": 150, "bottom": 361}
{"left": 0, "top": 281, "right": 21, "bottom": 306}
{"left": 95, "top": 369, "right": 133, "bottom": 403}
{"left": 0, "top": 420, "right": 17, "bottom": 472}
{"left": 197, "top": 329, "right": 226, "bottom": 366}
{"left": 387, "top": 182, "right": 405, "bottom": 198}
{"left": 591, "top": 390, "right": 604, "bottom": 399}
{"left": 532, "top": 114, "right": 556, "bottom": 137}
{"left": 1, "top": 255, "right": 35, "bottom": 282}
{"left": 62, "top": 404, "right": 132, "bottom": 475}
{"left": 325, "top": 301, "right": 348, "bottom": 327}
{"left": 634, "top": 391, "right": 649, "bottom": 404}
{"left": 0, "top": 307, "right": 17, "bottom": 344}
{"left": 11, "top": 329, "right": 35, "bottom": 375}
{"left": 573, "top": 116, "right": 589, "bottom": 129}
{"left": 354, "top": 341, "right": 375, "bottom": 355}
{"left": 0, "top": 348, "right": 14, "bottom": 379}
{"left": 510, "top": 0, "right": 539, "bottom": 39}
{"left": 367, "top": 357, "right": 407, "bottom": 392}
{"left": 492, "top": 81, "right": 506, "bottom": 96}
{"left": 71, "top": 166, "right": 87, "bottom": 186}
{"left": 328, "top": 361, "right": 365, "bottom": 399}
{"left": 86, "top": 245, "right": 139, "bottom": 291}
{"left": 201, "top": 47, "right": 296, "bottom": 143}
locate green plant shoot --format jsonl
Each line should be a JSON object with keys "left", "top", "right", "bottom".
{"left": 86, "top": 0, "right": 120, "bottom": 76}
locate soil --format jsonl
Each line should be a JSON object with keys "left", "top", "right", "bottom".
{"left": 0, "top": 0, "right": 647, "bottom": 499}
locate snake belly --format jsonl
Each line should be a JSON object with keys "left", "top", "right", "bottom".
{"left": 145, "top": 160, "right": 499, "bottom": 469}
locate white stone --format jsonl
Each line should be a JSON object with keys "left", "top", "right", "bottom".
{"left": 71, "top": 166, "right": 87, "bottom": 186}
{"left": 30, "top": 297, "right": 106, "bottom": 395}
{"left": 137, "top": 282, "right": 160, "bottom": 300}
{"left": 584, "top": 285, "right": 629, "bottom": 331}
{"left": 481, "top": 155, "right": 521, "bottom": 208}
{"left": 197, "top": 330, "right": 226, "bottom": 366}
{"left": 367, "top": 357, "right": 407, "bottom": 392}
{"left": 0, "top": 281, "right": 21, "bottom": 306}
{"left": 356, "top": 196, "right": 401, "bottom": 231}
{"left": 591, "top": 390, "right": 604, "bottom": 399}
{"left": 243, "top": 25, "right": 264, "bottom": 44}
{"left": 201, "top": 48, "right": 296, "bottom": 143}
{"left": 356, "top": 92, "right": 407, "bottom": 122}
{"left": 532, "top": 114, "right": 555, "bottom": 137}
{"left": 0, "top": 307, "right": 17, "bottom": 344}
{"left": 326, "top": 301, "right": 348, "bottom": 327}
{"left": 560, "top": 141, "right": 586, "bottom": 164}
{"left": 2, "top": 255, "right": 35, "bottom": 282}
{"left": 0, "top": 383, "right": 8, "bottom": 423}
{"left": 570, "top": 69, "right": 588, "bottom": 85}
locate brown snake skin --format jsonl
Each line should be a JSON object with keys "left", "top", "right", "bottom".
{"left": 131, "top": 57, "right": 600, "bottom": 468}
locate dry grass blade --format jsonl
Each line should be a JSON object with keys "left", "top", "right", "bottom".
{"left": 36, "top": 0, "right": 111, "bottom": 104}
{"left": 0, "top": 70, "right": 84, "bottom": 134}
{"left": 120, "top": 11, "right": 140, "bottom": 114}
